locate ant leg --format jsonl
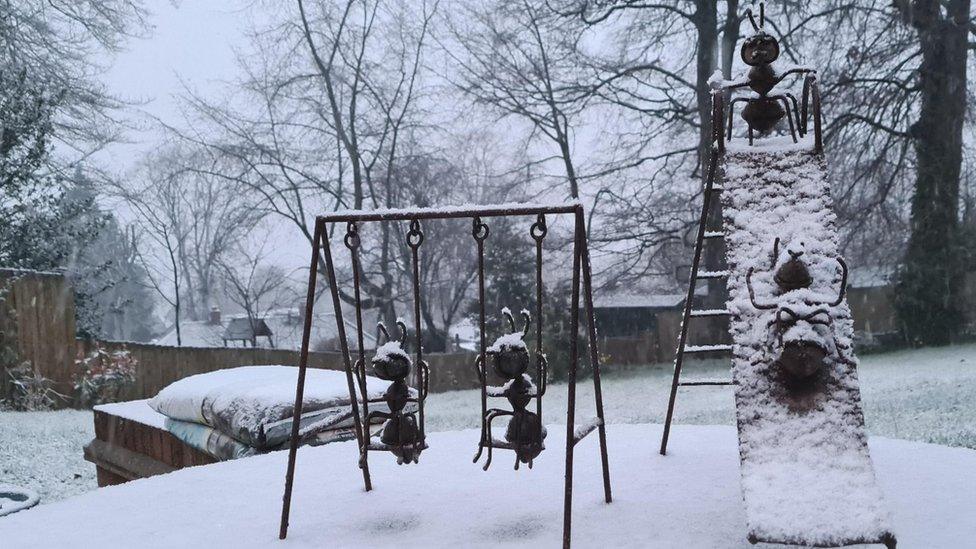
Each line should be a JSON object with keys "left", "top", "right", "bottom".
{"left": 727, "top": 98, "right": 750, "bottom": 142}
{"left": 748, "top": 125, "right": 754, "bottom": 146}
{"left": 474, "top": 408, "right": 506, "bottom": 462}
{"left": 481, "top": 409, "right": 513, "bottom": 470}
{"left": 769, "top": 95, "right": 797, "bottom": 143}
{"left": 784, "top": 93, "right": 802, "bottom": 135}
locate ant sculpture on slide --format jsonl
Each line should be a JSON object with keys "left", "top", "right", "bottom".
{"left": 719, "top": 2, "right": 814, "bottom": 144}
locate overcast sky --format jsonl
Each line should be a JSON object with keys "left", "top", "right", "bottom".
{"left": 94, "top": 2, "right": 314, "bottom": 271}
{"left": 98, "top": 1, "right": 252, "bottom": 175}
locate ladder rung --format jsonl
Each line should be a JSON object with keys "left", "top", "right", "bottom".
{"left": 703, "top": 231, "right": 724, "bottom": 239}
{"left": 679, "top": 379, "right": 735, "bottom": 387}
{"left": 683, "top": 344, "right": 732, "bottom": 354}
{"left": 689, "top": 309, "right": 731, "bottom": 318}
{"left": 696, "top": 270, "right": 729, "bottom": 280}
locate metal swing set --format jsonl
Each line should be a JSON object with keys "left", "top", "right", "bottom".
{"left": 278, "top": 202, "right": 612, "bottom": 548}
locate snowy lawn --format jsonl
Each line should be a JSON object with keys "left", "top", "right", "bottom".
{"left": 1, "top": 342, "right": 974, "bottom": 507}
{"left": 0, "top": 409, "right": 94, "bottom": 504}
{"left": 1, "top": 424, "right": 974, "bottom": 548}
{"left": 427, "top": 343, "right": 976, "bottom": 450}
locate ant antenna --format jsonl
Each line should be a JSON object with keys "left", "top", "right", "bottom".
{"left": 746, "top": 8, "right": 759, "bottom": 31}
{"left": 759, "top": 1, "right": 765, "bottom": 29}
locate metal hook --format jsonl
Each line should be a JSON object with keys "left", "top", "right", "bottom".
{"left": 344, "top": 221, "right": 360, "bottom": 250}
{"left": 530, "top": 213, "right": 547, "bottom": 242}
{"left": 407, "top": 219, "right": 424, "bottom": 248}
{"left": 472, "top": 216, "right": 489, "bottom": 242}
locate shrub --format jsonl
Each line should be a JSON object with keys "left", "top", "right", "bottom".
{"left": 2, "top": 362, "right": 64, "bottom": 411}
{"left": 73, "top": 343, "right": 137, "bottom": 408}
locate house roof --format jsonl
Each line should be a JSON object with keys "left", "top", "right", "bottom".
{"left": 222, "top": 318, "right": 273, "bottom": 341}
{"left": 592, "top": 293, "right": 685, "bottom": 309}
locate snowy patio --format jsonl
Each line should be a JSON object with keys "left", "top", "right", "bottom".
{"left": 1, "top": 423, "right": 974, "bottom": 547}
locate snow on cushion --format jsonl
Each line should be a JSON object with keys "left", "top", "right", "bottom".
{"left": 149, "top": 365, "right": 390, "bottom": 449}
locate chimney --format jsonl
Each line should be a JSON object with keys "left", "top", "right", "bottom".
{"left": 209, "top": 306, "right": 222, "bottom": 325}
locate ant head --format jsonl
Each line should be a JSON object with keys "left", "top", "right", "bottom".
{"left": 741, "top": 32, "right": 780, "bottom": 66}
{"left": 741, "top": 4, "right": 780, "bottom": 66}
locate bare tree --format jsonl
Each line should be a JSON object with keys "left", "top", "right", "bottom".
{"left": 219, "top": 240, "right": 294, "bottom": 347}
{"left": 167, "top": 0, "right": 441, "bottom": 338}
{"left": 113, "top": 144, "right": 262, "bottom": 341}
{"left": 0, "top": 0, "right": 149, "bottom": 174}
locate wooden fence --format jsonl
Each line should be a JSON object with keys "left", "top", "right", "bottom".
{"left": 75, "top": 340, "right": 480, "bottom": 404}
{"left": 0, "top": 269, "right": 77, "bottom": 397}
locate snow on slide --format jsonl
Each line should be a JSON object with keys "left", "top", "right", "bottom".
{"left": 722, "top": 138, "right": 896, "bottom": 547}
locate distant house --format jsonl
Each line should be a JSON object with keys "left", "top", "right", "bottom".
{"left": 155, "top": 307, "right": 378, "bottom": 351}
{"left": 221, "top": 317, "right": 274, "bottom": 347}
{"left": 591, "top": 293, "right": 685, "bottom": 337}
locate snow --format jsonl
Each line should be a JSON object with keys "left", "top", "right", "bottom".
{"left": 324, "top": 200, "right": 581, "bottom": 221}
{"left": 0, "top": 484, "right": 39, "bottom": 517}
{"left": 2, "top": 343, "right": 974, "bottom": 507}
{"left": 1, "top": 424, "right": 974, "bottom": 547}
{"left": 722, "top": 145, "right": 893, "bottom": 544}
{"left": 148, "top": 366, "right": 390, "bottom": 448}
{"left": 373, "top": 341, "right": 411, "bottom": 364}
{"left": 0, "top": 409, "right": 95, "bottom": 504}
{"left": 486, "top": 332, "right": 527, "bottom": 354}
{"left": 95, "top": 399, "right": 168, "bottom": 430}
{"left": 727, "top": 134, "right": 818, "bottom": 154}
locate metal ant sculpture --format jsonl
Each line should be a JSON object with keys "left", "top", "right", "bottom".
{"left": 473, "top": 308, "right": 547, "bottom": 470}
{"left": 746, "top": 238, "right": 849, "bottom": 382}
{"left": 721, "top": 2, "right": 815, "bottom": 145}
{"left": 366, "top": 320, "right": 426, "bottom": 464}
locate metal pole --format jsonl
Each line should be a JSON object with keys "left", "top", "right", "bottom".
{"left": 323, "top": 224, "right": 372, "bottom": 491}
{"left": 345, "top": 222, "right": 371, "bottom": 476}
{"left": 577, "top": 206, "right": 612, "bottom": 503}
{"left": 562, "top": 214, "right": 583, "bottom": 549}
{"left": 279, "top": 221, "right": 322, "bottom": 539}
{"left": 472, "top": 218, "right": 489, "bottom": 462}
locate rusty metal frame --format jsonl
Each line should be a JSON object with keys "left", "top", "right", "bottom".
{"left": 278, "top": 202, "right": 611, "bottom": 548}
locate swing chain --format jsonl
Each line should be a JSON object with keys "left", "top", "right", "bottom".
{"left": 530, "top": 213, "right": 547, "bottom": 242}
{"left": 344, "top": 221, "right": 361, "bottom": 250}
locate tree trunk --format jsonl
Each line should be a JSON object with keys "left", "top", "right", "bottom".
{"left": 694, "top": 0, "right": 719, "bottom": 173}
{"left": 694, "top": 1, "right": 728, "bottom": 324}
{"left": 894, "top": 0, "right": 970, "bottom": 345}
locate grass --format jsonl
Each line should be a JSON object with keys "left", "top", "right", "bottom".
{"left": 1, "top": 343, "right": 974, "bottom": 506}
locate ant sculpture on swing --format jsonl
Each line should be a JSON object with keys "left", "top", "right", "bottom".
{"left": 719, "top": 2, "right": 815, "bottom": 145}
{"left": 474, "top": 308, "right": 547, "bottom": 470}
{"left": 365, "top": 320, "right": 427, "bottom": 465}
{"left": 746, "top": 238, "right": 850, "bottom": 387}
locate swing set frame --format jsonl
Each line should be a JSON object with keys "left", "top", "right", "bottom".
{"left": 278, "top": 202, "right": 611, "bottom": 548}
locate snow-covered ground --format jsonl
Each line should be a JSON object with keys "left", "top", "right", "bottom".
{"left": 1, "top": 343, "right": 975, "bottom": 507}
{"left": 427, "top": 343, "right": 976, "bottom": 450}
{"left": 1, "top": 424, "right": 974, "bottom": 548}
{"left": 0, "top": 409, "right": 94, "bottom": 504}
